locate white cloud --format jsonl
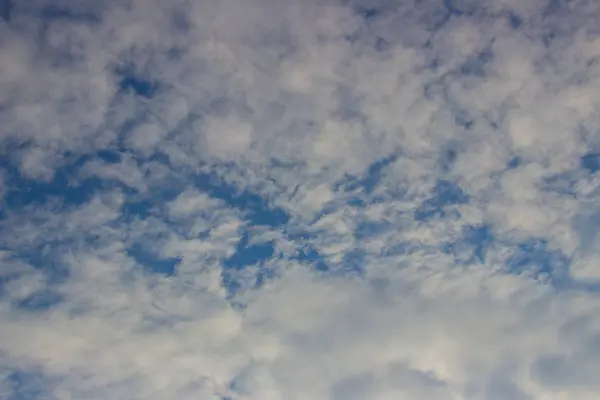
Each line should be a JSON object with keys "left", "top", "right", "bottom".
{"left": 2, "top": 0, "right": 600, "bottom": 398}
{"left": 201, "top": 115, "right": 254, "bottom": 160}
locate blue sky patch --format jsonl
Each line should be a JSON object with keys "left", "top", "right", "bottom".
{"left": 2, "top": 150, "right": 131, "bottom": 210}
{"left": 336, "top": 154, "right": 396, "bottom": 196}
{"left": 15, "top": 290, "right": 63, "bottom": 312}
{"left": 40, "top": 5, "right": 100, "bottom": 24}
{"left": 506, "top": 155, "right": 521, "bottom": 170}
{"left": 444, "top": 224, "right": 494, "bottom": 263}
{"left": 507, "top": 11, "right": 523, "bottom": 29}
{"left": 358, "top": 7, "right": 380, "bottom": 20}
{"left": 224, "top": 231, "right": 276, "bottom": 269}
{"left": 193, "top": 172, "right": 289, "bottom": 227}
{"left": 339, "top": 249, "right": 365, "bottom": 276}
{"left": 581, "top": 152, "right": 600, "bottom": 173}
{"left": 11, "top": 249, "right": 69, "bottom": 285}
{"left": 443, "top": 0, "right": 476, "bottom": 16}
{"left": 415, "top": 179, "right": 469, "bottom": 221}
{"left": 127, "top": 244, "right": 181, "bottom": 277}
{"left": 540, "top": 172, "right": 578, "bottom": 197}
{"left": 221, "top": 231, "right": 277, "bottom": 297}
{"left": 0, "top": 0, "right": 14, "bottom": 22}
{"left": 121, "top": 199, "right": 153, "bottom": 220}
{"left": 118, "top": 75, "right": 157, "bottom": 99}
{"left": 506, "top": 239, "right": 569, "bottom": 279}
{"left": 293, "top": 245, "right": 328, "bottom": 272}
{"left": 459, "top": 47, "right": 493, "bottom": 77}
{"left": 439, "top": 146, "right": 458, "bottom": 172}
{"left": 354, "top": 220, "right": 390, "bottom": 241}
{"left": 4, "top": 368, "right": 48, "bottom": 400}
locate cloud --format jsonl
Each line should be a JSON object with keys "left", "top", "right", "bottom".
{"left": 1, "top": 0, "right": 600, "bottom": 399}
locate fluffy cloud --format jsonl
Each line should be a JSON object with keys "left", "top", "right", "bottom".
{"left": 1, "top": 0, "right": 600, "bottom": 399}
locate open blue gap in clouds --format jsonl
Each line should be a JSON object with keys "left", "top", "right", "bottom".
{"left": 1, "top": 145, "right": 293, "bottom": 300}
{"left": 414, "top": 179, "right": 469, "bottom": 222}
{"left": 0, "top": 141, "right": 583, "bottom": 308}
{"left": 0, "top": 260, "right": 65, "bottom": 314}
{"left": 220, "top": 224, "right": 359, "bottom": 297}
{"left": 222, "top": 230, "right": 276, "bottom": 298}
{"left": 0, "top": 0, "right": 15, "bottom": 22}
{"left": 506, "top": 238, "right": 570, "bottom": 280}
{"left": 224, "top": 231, "right": 275, "bottom": 269}
{"left": 581, "top": 152, "right": 600, "bottom": 174}
{"left": 334, "top": 154, "right": 397, "bottom": 208}
{"left": 14, "top": 290, "right": 63, "bottom": 313}
{"left": 3, "top": 368, "right": 48, "bottom": 400}
{"left": 1, "top": 150, "right": 122, "bottom": 211}
{"left": 443, "top": 224, "right": 494, "bottom": 264}
{"left": 117, "top": 73, "right": 158, "bottom": 99}
{"left": 459, "top": 46, "right": 493, "bottom": 78}
{"left": 0, "top": 151, "right": 103, "bottom": 311}
{"left": 125, "top": 164, "right": 289, "bottom": 286}
{"left": 294, "top": 244, "right": 328, "bottom": 272}
{"left": 182, "top": 168, "right": 288, "bottom": 293}
{"left": 127, "top": 243, "right": 181, "bottom": 277}
{"left": 37, "top": 2, "right": 102, "bottom": 23}
{"left": 193, "top": 171, "right": 289, "bottom": 228}
{"left": 218, "top": 153, "right": 403, "bottom": 295}
{"left": 3, "top": 246, "right": 67, "bottom": 313}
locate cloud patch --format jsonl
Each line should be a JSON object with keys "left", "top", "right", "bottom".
{"left": 1, "top": 0, "right": 600, "bottom": 399}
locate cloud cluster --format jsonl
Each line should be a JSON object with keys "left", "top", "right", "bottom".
{"left": 1, "top": 0, "right": 600, "bottom": 398}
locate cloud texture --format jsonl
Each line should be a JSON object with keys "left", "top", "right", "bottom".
{"left": 1, "top": 0, "right": 600, "bottom": 398}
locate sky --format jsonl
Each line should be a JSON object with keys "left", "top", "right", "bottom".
{"left": 1, "top": 0, "right": 600, "bottom": 399}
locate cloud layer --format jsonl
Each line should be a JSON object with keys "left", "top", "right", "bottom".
{"left": 1, "top": 0, "right": 600, "bottom": 398}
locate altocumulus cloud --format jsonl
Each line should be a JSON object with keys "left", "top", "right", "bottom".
{"left": 1, "top": 0, "right": 600, "bottom": 398}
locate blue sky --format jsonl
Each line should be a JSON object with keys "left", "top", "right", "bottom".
{"left": 1, "top": 0, "right": 600, "bottom": 399}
